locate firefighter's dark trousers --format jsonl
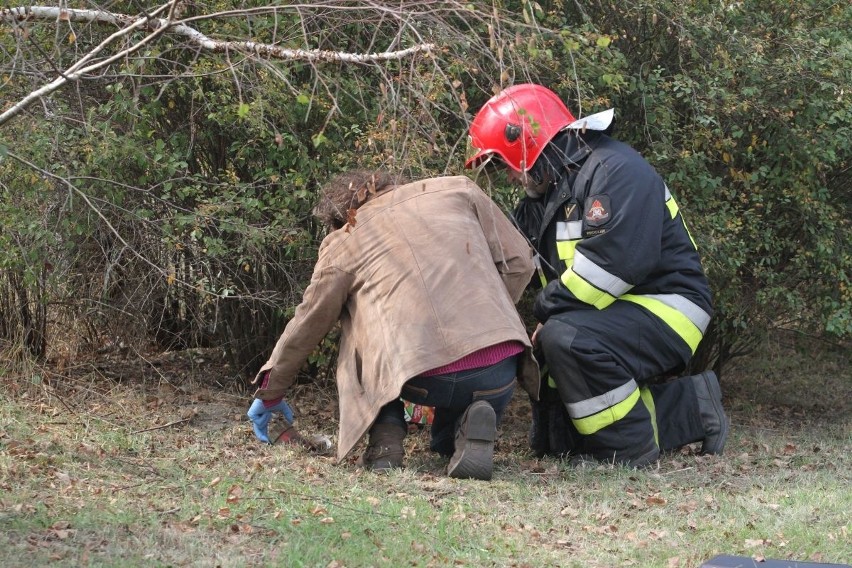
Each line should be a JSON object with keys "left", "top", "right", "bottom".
{"left": 536, "top": 300, "right": 705, "bottom": 462}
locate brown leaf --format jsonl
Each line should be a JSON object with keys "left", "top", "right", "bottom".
{"left": 226, "top": 485, "right": 242, "bottom": 503}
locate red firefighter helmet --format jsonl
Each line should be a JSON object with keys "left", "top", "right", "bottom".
{"left": 466, "top": 84, "right": 576, "bottom": 173}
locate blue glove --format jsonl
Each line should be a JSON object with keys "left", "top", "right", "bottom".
{"left": 246, "top": 398, "right": 295, "bottom": 444}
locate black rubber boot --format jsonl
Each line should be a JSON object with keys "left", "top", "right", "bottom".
{"left": 448, "top": 401, "right": 497, "bottom": 480}
{"left": 359, "top": 423, "right": 406, "bottom": 470}
{"left": 691, "top": 371, "right": 729, "bottom": 455}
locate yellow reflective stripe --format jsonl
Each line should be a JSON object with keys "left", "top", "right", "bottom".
{"left": 640, "top": 386, "right": 658, "bottom": 447}
{"left": 574, "top": 250, "right": 633, "bottom": 297}
{"left": 682, "top": 217, "right": 698, "bottom": 250}
{"left": 620, "top": 294, "right": 703, "bottom": 353}
{"left": 567, "top": 379, "right": 637, "bottom": 417}
{"left": 665, "top": 196, "right": 679, "bottom": 219}
{"left": 556, "top": 239, "right": 578, "bottom": 263}
{"left": 666, "top": 192, "right": 698, "bottom": 250}
{"left": 562, "top": 268, "right": 617, "bottom": 309}
{"left": 643, "top": 293, "right": 711, "bottom": 332}
{"left": 539, "top": 362, "right": 556, "bottom": 389}
{"left": 572, "top": 386, "right": 641, "bottom": 435}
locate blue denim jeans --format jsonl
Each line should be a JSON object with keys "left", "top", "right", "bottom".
{"left": 376, "top": 355, "right": 519, "bottom": 456}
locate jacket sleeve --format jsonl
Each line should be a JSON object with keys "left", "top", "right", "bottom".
{"left": 253, "top": 241, "right": 354, "bottom": 401}
{"left": 534, "top": 151, "right": 663, "bottom": 321}
{"left": 469, "top": 182, "right": 535, "bottom": 304}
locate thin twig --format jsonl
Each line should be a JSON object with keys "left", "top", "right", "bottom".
{"left": 272, "top": 489, "right": 400, "bottom": 519}
{"left": 661, "top": 466, "right": 695, "bottom": 475}
{"left": 45, "top": 386, "right": 80, "bottom": 417}
{"left": 0, "top": 5, "right": 434, "bottom": 127}
{"left": 131, "top": 417, "right": 191, "bottom": 434}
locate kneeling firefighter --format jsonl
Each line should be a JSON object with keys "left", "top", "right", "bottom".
{"left": 465, "top": 83, "right": 729, "bottom": 467}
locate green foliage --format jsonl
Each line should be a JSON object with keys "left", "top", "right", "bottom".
{"left": 559, "top": 0, "right": 852, "bottom": 371}
{"left": 0, "top": 0, "right": 849, "bottom": 379}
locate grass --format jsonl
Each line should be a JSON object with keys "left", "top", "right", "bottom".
{"left": 1, "top": 333, "right": 850, "bottom": 567}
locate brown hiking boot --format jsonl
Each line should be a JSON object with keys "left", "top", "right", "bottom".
{"left": 358, "top": 423, "right": 406, "bottom": 471}
{"left": 447, "top": 401, "right": 497, "bottom": 480}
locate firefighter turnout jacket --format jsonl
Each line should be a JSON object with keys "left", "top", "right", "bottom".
{"left": 517, "top": 131, "right": 713, "bottom": 356}
{"left": 514, "top": 130, "right": 715, "bottom": 462}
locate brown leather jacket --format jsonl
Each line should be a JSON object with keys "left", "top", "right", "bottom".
{"left": 253, "top": 176, "right": 539, "bottom": 461}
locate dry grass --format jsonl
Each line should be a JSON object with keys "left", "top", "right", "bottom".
{"left": 1, "top": 333, "right": 850, "bottom": 567}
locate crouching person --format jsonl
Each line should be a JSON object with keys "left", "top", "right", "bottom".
{"left": 248, "top": 171, "right": 540, "bottom": 480}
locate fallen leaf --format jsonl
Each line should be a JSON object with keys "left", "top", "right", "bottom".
{"left": 646, "top": 495, "right": 667, "bottom": 506}
{"left": 226, "top": 485, "right": 242, "bottom": 503}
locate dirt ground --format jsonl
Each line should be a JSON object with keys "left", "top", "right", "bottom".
{"left": 26, "top": 330, "right": 851, "bottom": 466}
{"left": 16, "top": 344, "right": 562, "bottom": 470}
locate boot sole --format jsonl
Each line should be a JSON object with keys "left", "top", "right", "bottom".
{"left": 699, "top": 371, "right": 729, "bottom": 455}
{"left": 448, "top": 401, "right": 496, "bottom": 480}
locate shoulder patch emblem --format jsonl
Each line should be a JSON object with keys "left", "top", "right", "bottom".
{"left": 584, "top": 194, "right": 611, "bottom": 226}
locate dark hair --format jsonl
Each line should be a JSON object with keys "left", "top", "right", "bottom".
{"left": 313, "top": 170, "right": 404, "bottom": 230}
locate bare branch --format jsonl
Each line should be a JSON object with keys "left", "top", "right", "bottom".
{"left": 5, "top": 149, "right": 169, "bottom": 281}
{"left": 0, "top": 5, "right": 435, "bottom": 127}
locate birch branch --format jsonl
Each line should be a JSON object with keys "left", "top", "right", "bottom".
{"left": 0, "top": 5, "right": 435, "bottom": 127}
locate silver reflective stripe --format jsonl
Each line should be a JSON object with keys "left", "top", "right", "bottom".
{"left": 565, "top": 379, "right": 639, "bottom": 418}
{"left": 643, "top": 293, "right": 711, "bottom": 333}
{"left": 664, "top": 184, "right": 672, "bottom": 201}
{"left": 573, "top": 250, "right": 633, "bottom": 297}
{"left": 557, "top": 220, "right": 583, "bottom": 240}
